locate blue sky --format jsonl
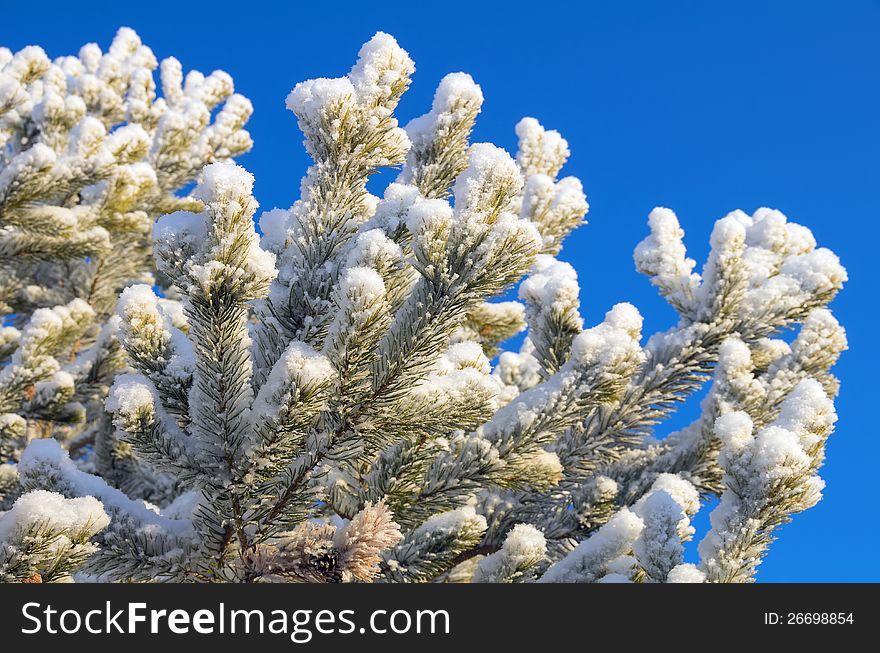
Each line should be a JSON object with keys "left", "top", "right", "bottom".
{"left": 2, "top": 0, "right": 877, "bottom": 581}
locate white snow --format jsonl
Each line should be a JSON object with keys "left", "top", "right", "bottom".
{"left": 402, "top": 72, "right": 482, "bottom": 155}
{"left": 412, "top": 343, "right": 501, "bottom": 413}
{"left": 494, "top": 348, "right": 543, "bottom": 393}
{"left": 362, "top": 183, "right": 421, "bottom": 235}
{"left": 345, "top": 228, "right": 403, "bottom": 271}
{"left": 519, "top": 255, "right": 580, "bottom": 314}
{"left": 539, "top": 508, "right": 644, "bottom": 583}
{"left": 452, "top": 143, "right": 522, "bottom": 215}
{"left": 474, "top": 523, "right": 546, "bottom": 582}
{"left": 633, "top": 207, "right": 700, "bottom": 312}
{"left": 406, "top": 197, "right": 454, "bottom": 250}
{"left": 339, "top": 266, "right": 386, "bottom": 305}
{"left": 666, "top": 563, "right": 706, "bottom": 583}
{"left": 597, "top": 573, "right": 631, "bottom": 583}
{"left": 633, "top": 489, "right": 690, "bottom": 571}
{"left": 106, "top": 373, "right": 156, "bottom": 417}
{"left": 192, "top": 159, "right": 254, "bottom": 205}
{"left": 252, "top": 340, "right": 334, "bottom": 421}
{"left": 18, "top": 439, "right": 191, "bottom": 536}
{"left": 569, "top": 318, "right": 643, "bottom": 369}
{"left": 774, "top": 379, "right": 836, "bottom": 451}
{"left": 713, "top": 411, "right": 755, "bottom": 455}
{"left": 603, "top": 303, "right": 643, "bottom": 341}
{"left": 515, "top": 117, "right": 570, "bottom": 177}
{"left": 417, "top": 506, "right": 487, "bottom": 536}
{"left": 152, "top": 209, "right": 206, "bottom": 245}
{"left": 641, "top": 474, "right": 700, "bottom": 516}
{"left": 286, "top": 77, "right": 356, "bottom": 120}
{"left": 503, "top": 523, "right": 546, "bottom": 557}
{"left": 0, "top": 489, "right": 109, "bottom": 543}
{"left": 117, "top": 283, "right": 160, "bottom": 323}
{"left": 778, "top": 248, "right": 847, "bottom": 295}
{"left": 437, "top": 342, "right": 491, "bottom": 375}
{"left": 348, "top": 32, "right": 414, "bottom": 105}
{"left": 258, "top": 208, "right": 292, "bottom": 253}
{"left": 433, "top": 72, "right": 483, "bottom": 112}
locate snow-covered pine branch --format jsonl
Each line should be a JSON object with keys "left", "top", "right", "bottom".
{"left": 0, "top": 28, "right": 252, "bottom": 579}
{"left": 3, "top": 31, "right": 847, "bottom": 584}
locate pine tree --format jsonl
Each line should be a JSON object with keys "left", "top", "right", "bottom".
{"left": 0, "top": 28, "right": 252, "bottom": 580}
{"left": 1, "top": 31, "right": 846, "bottom": 583}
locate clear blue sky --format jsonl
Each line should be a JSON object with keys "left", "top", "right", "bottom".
{"left": 2, "top": 0, "right": 877, "bottom": 581}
